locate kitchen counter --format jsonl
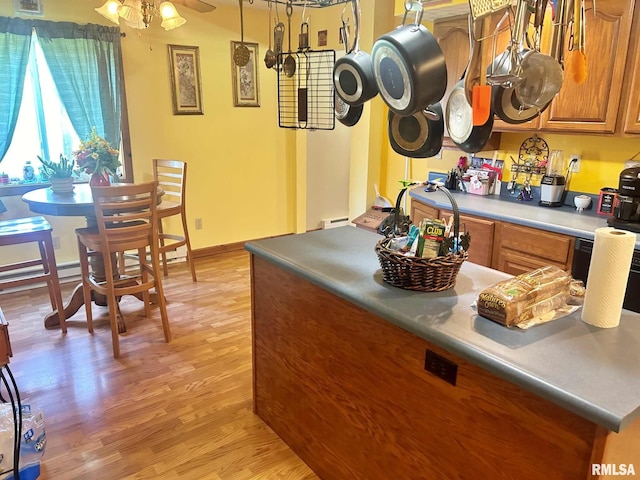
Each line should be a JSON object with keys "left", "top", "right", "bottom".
{"left": 247, "top": 226, "right": 640, "bottom": 432}
{"left": 247, "top": 226, "right": 640, "bottom": 479}
{"left": 409, "top": 186, "right": 640, "bottom": 249}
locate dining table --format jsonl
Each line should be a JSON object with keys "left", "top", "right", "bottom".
{"left": 22, "top": 183, "right": 161, "bottom": 330}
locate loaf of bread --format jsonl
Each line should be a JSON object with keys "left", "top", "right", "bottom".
{"left": 477, "top": 265, "right": 572, "bottom": 327}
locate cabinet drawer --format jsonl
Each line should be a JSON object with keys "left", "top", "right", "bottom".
{"left": 495, "top": 223, "right": 574, "bottom": 266}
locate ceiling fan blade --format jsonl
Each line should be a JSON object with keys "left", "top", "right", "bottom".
{"left": 172, "top": 0, "right": 217, "bottom": 13}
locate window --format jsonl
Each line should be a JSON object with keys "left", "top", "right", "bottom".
{"left": 0, "top": 19, "right": 131, "bottom": 189}
{"left": 2, "top": 31, "right": 83, "bottom": 183}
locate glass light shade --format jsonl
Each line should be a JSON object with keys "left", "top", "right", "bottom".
{"left": 94, "top": 0, "right": 121, "bottom": 24}
{"left": 118, "top": 0, "right": 144, "bottom": 25}
{"left": 159, "top": 2, "right": 186, "bottom": 30}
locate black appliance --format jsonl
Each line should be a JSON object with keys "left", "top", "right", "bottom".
{"left": 572, "top": 238, "right": 640, "bottom": 314}
{"left": 608, "top": 166, "right": 640, "bottom": 232}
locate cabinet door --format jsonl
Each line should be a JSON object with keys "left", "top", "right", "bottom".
{"left": 440, "top": 209, "right": 495, "bottom": 267}
{"left": 492, "top": 223, "right": 574, "bottom": 275}
{"left": 434, "top": 16, "right": 471, "bottom": 146}
{"left": 411, "top": 200, "right": 439, "bottom": 226}
{"left": 623, "top": 5, "right": 640, "bottom": 133}
{"left": 539, "top": 0, "right": 635, "bottom": 133}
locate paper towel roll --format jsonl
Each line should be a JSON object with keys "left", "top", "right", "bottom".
{"left": 581, "top": 227, "right": 637, "bottom": 328}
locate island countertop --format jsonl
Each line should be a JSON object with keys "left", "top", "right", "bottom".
{"left": 245, "top": 226, "right": 640, "bottom": 433}
{"left": 409, "top": 186, "right": 640, "bottom": 249}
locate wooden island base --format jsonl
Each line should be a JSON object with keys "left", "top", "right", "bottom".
{"left": 251, "top": 256, "right": 639, "bottom": 480}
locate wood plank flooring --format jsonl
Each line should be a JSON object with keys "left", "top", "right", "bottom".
{"left": 0, "top": 251, "right": 318, "bottom": 480}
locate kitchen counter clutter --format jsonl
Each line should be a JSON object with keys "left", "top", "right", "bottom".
{"left": 247, "top": 226, "right": 640, "bottom": 479}
{"left": 410, "top": 186, "right": 639, "bottom": 247}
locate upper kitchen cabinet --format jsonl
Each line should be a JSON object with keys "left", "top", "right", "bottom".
{"left": 433, "top": 14, "right": 501, "bottom": 149}
{"left": 539, "top": 0, "right": 636, "bottom": 133}
{"left": 622, "top": 3, "right": 640, "bottom": 134}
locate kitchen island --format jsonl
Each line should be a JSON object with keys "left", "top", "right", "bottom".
{"left": 246, "top": 226, "right": 640, "bottom": 480}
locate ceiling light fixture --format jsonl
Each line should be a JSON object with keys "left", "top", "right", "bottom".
{"left": 95, "top": 0, "right": 186, "bottom": 31}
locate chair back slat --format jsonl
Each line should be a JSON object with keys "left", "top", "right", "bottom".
{"left": 91, "top": 182, "right": 158, "bottom": 254}
{"left": 153, "top": 159, "right": 186, "bottom": 207}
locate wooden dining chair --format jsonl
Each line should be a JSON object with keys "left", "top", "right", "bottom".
{"left": 0, "top": 216, "right": 67, "bottom": 333}
{"left": 75, "top": 182, "right": 170, "bottom": 358}
{"left": 153, "top": 159, "right": 197, "bottom": 281}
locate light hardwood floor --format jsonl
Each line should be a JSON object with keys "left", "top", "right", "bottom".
{"left": 0, "top": 251, "right": 318, "bottom": 480}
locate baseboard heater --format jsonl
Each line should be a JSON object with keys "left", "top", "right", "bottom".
{"left": 322, "top": 217, "right": 350, "bottom": 230}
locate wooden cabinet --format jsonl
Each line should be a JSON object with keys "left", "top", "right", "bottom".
{"left": 440, "top": 209, "right": 495, "bottom": 267}
{"left": 411, "top": 198, "right": 574, "bottom": 273}
{"left": 433, "top": 16, "right": 502, "bottom": 149}
{"left": 410, "top": 200, "right": 439, "bottom": 227}
{"left": 539, "top": 0, "right": 636, "bottom": 133}
{"left": 492, "top": 223, "right": 574, "bottom": 275}
{"left": 623, "top": 4, "right": 640, "bottom": 134}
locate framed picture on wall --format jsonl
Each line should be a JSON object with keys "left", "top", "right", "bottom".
{"left": 168, "top": 44, "right": 204, "bottom": 115}
{"left": 13, "top": 0, "right": 44, "bottom": 16}
{"left": 230, "top": 41, "right": 260, "bottom": 108}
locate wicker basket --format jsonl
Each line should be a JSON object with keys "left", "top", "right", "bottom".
{"left": 375, "top": 186, "right": 468, "bottom": 292}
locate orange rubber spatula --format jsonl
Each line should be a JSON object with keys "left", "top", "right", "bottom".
{"left": 472, "top": 30, "right": 491, "bottom": 126}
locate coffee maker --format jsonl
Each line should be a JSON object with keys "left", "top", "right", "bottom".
{"left": 608, "top": 166, "right": 640, "bottom": 232}
{"left": 539, "top": 150, "right": 567, "bottom": 207}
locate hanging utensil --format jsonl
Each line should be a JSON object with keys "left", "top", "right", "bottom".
{"left": 567, "top": 0, "right": 587, "bottom": 84}
{"left": 283, "top": 1, "right": 296, "bottom": 78}
{"left": 264, "top": 0, "right": 277, "bottom": 69}
{"left": 464, "top": 0, "right": 512, "bottom": 105}
{"left": 233, "top": 0, "right": 250, "bottom": 67}
{"left": 298, "top": 0, "right": 309, "bottom": 50}
{"left": 515, "top": 0, "right": 564, "bottom": 108}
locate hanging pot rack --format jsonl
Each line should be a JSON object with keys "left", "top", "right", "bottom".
{"left": 260, "top": 0, "right": 351, "bottom": 7}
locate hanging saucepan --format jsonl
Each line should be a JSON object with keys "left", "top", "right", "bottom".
{"left": 388, "top": 103, "right": 444, "bottom": 158}
{"left": 333, "top": 0, "right": 378, "bottom": 106}
{"left": 490, "top": 50, "right": 552, "bottom": 124}
{"left": 371, "top": 0, "right": 447, "bottom": 117}
{"left": 335, "top": 91, "right": 363, "bottom": 127}
{"left": 446, "top": 79, "right": 494, "bottom": 153}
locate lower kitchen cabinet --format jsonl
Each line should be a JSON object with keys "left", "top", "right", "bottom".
{"left": 492, "top": 223, "right": 575, "bottom": 275}
{"left": 411, "top": 199, "right": 574, "bottom": 274}
{"left": 440, "top": 209, "right": 495, "bottom": 268}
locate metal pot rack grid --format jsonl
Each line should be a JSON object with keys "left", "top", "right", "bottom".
{"left": 261, "top": 0, "right": 351, "bottom": 7}
{"left": 277, "top": 49, "right": 336, "bottom": 130}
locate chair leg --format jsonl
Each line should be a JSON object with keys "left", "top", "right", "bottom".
{"left": 151, "top": 247, "right": 171, "bottom": 343}
{"left": 42, "top": 235, "right": 67, "bottom": 334}
{"left": 38, "top": 240, "right": 57, "bottom": 311}
{"left": 139, "top": 248, "right": 151, "bottom": 318}
{"left": 77, "top": 238, "right": 94, "bottom": 333}
{"left": 181, "top": 210, "right": 198, "bottom": 282}
{"left": 158, "top": 220, "right": 169, "bottom": 277}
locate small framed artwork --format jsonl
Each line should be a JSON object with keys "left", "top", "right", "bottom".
{"left": 168, "top": 44, "right": 204, "bottom": 115}
{"left": 318, "top": 30, "right": 327, "bottom": 47}
{"left": 230, "top": 41, "right": 260, "bottom": 108}
{"left": 14, "top": 0, "right": 44, "bottom": 16}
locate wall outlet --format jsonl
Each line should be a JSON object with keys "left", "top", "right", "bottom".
{"left": 570, "top": 154, "right": 581, "bottom": 173}
{"left": 195, "top": 218, "right": 203, "bottom": 230}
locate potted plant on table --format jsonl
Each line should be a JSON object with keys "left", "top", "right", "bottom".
{"left": 73, "top": 128, "right": 121, "bottom": 186}
{"left": 37, "top": 154, "right": 75, "bottom": 194}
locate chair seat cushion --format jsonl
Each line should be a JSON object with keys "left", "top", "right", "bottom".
{"left": 0, "top": 216, "right": 51, "bottom": 237}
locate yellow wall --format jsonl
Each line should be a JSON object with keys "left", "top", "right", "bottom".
{"left": 0, "top": 0, "right": 354, "bottom": 264}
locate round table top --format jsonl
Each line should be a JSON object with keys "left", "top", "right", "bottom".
{"left": 22, "top": 184, "right": 164, "bottom": 217}
{"left": 22, "top": 184, "right": 97, "bottom": 217}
